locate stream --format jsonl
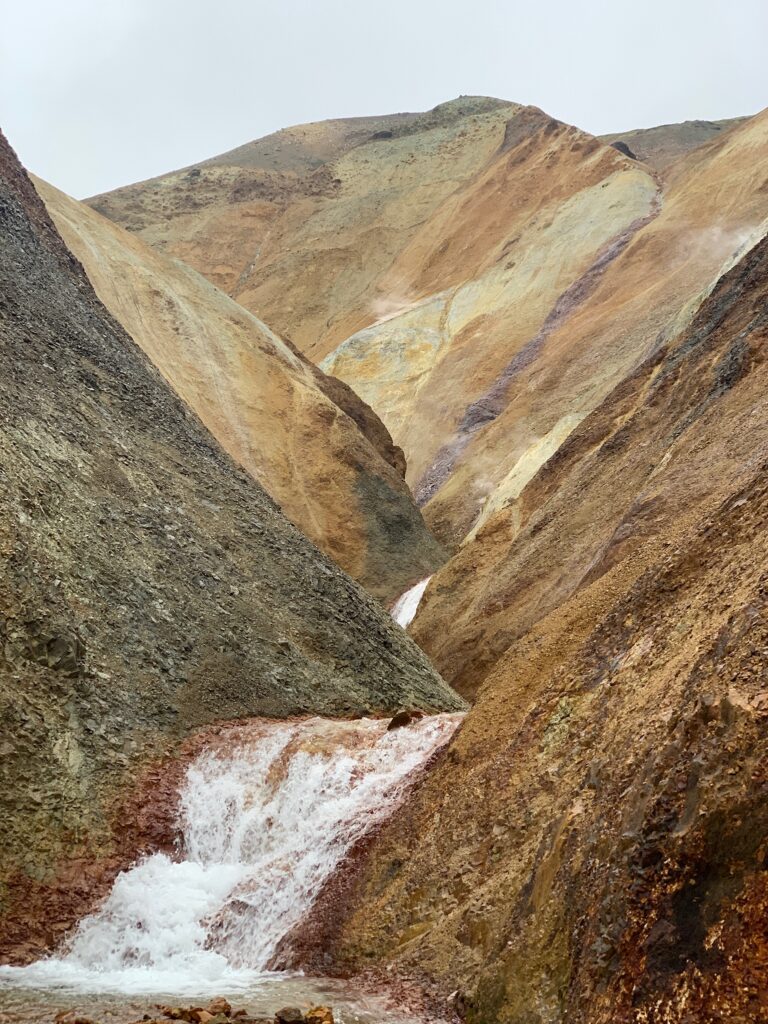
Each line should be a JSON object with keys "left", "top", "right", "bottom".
{"left": 0, "top": 715, "right": 462, "bottom": 1023}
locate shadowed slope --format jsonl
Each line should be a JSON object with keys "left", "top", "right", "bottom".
{"left": 36, "top": 177, "right": 444, "bottom": 603}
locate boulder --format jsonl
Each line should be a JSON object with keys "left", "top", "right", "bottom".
{"left": 274, "top": 1009, "right": 304, "bottom": 1024}
{"left": 306, "top": 1008, "right": 334, "bottom": 1024}
{"left": 387, "top": 708, "right": 425, "bottom": 730}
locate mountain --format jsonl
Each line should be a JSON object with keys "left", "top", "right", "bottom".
{"left": 28, "top": 94, "right": 768, "bottom": 1020}
{"left": 0, "top": 131, "right": 462, "bottom": 962}
{"left": 34, "top": 177, "right": 445, "bottom": 604}
{"left": 86, "top": 99, "right": 656, "bottom": 509}
{"left": 86, "top": 96, "right": 517, "bottom": 340}
{"left": 323, "top": 111, "right": 768, "bottom": 555}
{"left": 317, "top": 110, "right": 657, "bottom": 528}
{"left": 85, "top": 99, "right": 768, "bottom": 686}
{"left": 88, "top": 105, "right": 761, "bottom": 562}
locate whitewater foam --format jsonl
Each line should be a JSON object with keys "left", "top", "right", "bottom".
{"left": 390, "top": 577, "right": 432, "bottom": 629}
{"left": 0, "top": 714, "right": 461, "bottom": 997}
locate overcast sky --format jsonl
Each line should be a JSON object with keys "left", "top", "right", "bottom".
{"left": 2, "top": 0, "right": 766, "bottom": 198}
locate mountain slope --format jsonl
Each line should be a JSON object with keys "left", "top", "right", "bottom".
{"left": 0, "top": 131, "right": 462, "bottom": 961}
{"left": 319, "top": 108, "right": 658, "bottom": 510}
{"left": 88, "top": 99, "right": 660, "bottom": 523}
{"left": 76, "top": 95, "right": 768, "bottom": 1023}
{"left": 34, "top": 177, "right": 444, "bottom": 603}
{"left": 87, "top": 102, "right": 768, "bottom": 559}
{"left": 86, "top": 95, "right": 517, "bottom": 327}
{"left": 326, "top": 231, "right": 768, "bottom": 1024}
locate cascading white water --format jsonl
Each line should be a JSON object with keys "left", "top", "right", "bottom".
{"left": 390, "top": 576, "right": 432, "bottom": 629}
{"left": 0, "top": 714, "right": 461, "bottom": 998}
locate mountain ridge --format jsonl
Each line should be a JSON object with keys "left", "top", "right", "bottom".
{"left": 34, "top": 175, "right": 445, "bottom": 603}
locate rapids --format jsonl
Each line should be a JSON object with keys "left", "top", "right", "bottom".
{"left": 390, "top": 577, "right": 432, "bottom": 629}
{"left": 0, "top": 714, "right": 462, "bottom": 1008}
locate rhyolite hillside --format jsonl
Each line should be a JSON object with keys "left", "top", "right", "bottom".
{"left": 318, "top": 229, "right": 768, "bottom": 1024}
{"left": 86, "top": 96, "right": 518, "bottom": 332}
{"left": 0, "top": 131, "right": 463, "bottom": 962}
{"left": 322, "top": 110, "right": 768, "bottom": 554}
{"left": 407, "top": 107, "right": 768, "bottom": 696}
{"left": 34, "top": 177, "right": 445, "bottom": 604}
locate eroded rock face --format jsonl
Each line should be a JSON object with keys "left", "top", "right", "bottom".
{"left": 34, "top": 178, "right": 444, "bottom": 605}
{"left": 0, "top": 131, "right": 463, "bottom": 960}
{"left": 316, "top": 235, "right": 768, "bottom": 1023}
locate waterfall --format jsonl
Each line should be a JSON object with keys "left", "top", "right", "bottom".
{"left": 0, "top": 714, "right": 461, "bottom": 997}
{"left": 390, "top": 576, "right": 432, "bottom": 629}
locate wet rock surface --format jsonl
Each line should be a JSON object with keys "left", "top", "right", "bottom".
{"left": 273, "top": 1009, "right": 304, "bottom": 1024}
{"left": 2, "top": 993, "right": 350, "bottom": 1024}
{"left": 154, "top": 997, "right": 263, "bottom": 1023}
{"left": 29, "top": 998, "right": 282, "bottom": 1024}
{"left": 0, "top": 131, "right": 463, "bottom": 962}
{"left": 386, "top": 709, "right": 425, "bottom": 731}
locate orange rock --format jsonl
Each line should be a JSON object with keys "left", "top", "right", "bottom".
{"left": 305, "top": 1007, "right": 334, "bottom": 1024}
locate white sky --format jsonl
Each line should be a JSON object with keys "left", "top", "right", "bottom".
{"left": 2, "top": 0, "right": 766, "bottom": 198}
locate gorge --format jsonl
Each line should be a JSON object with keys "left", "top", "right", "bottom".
{"left": 2, "top": 86, "right": 768, "bottom": 1024}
